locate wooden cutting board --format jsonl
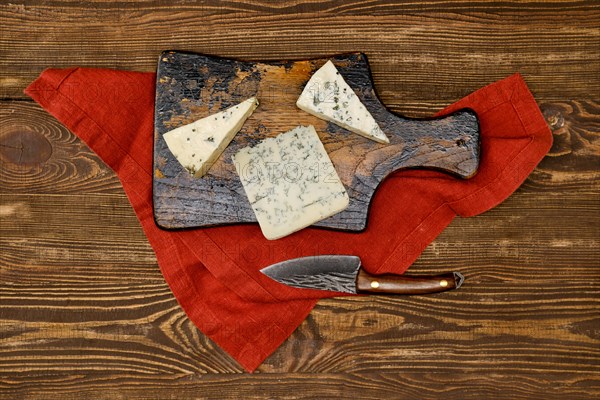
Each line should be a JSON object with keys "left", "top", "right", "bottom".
{"left": 153, "top": 51, "right": 480, "bottom": 231}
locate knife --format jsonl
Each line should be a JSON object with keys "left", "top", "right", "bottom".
{"left": 260, "top": 255, "right": 464, "bottom": 295}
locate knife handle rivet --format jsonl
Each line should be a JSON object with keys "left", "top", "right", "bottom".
{"left": 370, "top": 281, "right": 380, "bottom": 289}
{"left": 440, "top": 279, "right": 448, "bottom": 287}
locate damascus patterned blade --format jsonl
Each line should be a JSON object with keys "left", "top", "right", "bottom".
{"left": 260, "top": 255, "right": 362, "bottom": 294}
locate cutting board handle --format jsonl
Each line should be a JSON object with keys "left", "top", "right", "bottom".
{"left": 153, "top": 51, "right": 481, "bottom": 231}
{"left": 383, "top": 107, "right": 480, "bottom": 179}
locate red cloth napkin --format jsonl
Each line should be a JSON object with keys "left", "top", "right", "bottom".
{"left": 25, "top": 67, "right": 552, "bottom": 372}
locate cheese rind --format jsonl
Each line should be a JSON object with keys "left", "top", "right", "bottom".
{"left": 232, "top": 125, "right": 349, "bottom": 240}
{"left": 296, "top": 60, "right": 389, "bottom": 144}
{"left": 163, "top": 97, "right": 258, "bottom": 177}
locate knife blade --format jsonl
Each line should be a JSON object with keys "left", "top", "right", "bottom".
{"left": 260, "top": 255, "right": 464, "bottom": 295}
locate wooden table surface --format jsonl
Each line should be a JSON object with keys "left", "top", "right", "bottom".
{"left": 1, "top": 1, "right": 598, "bottom": 399}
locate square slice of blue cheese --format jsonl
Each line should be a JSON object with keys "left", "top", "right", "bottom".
{"left": 163, "top": 97, "right": 258, "bottom": 177}
{"left": 296, "top": 60, "right": 389, "bottom": 144}
{"left": 233, "top": 125, "right": 349, "bottom": 240}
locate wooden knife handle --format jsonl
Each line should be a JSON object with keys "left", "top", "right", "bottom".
{"left": 356, "top": 269, "right": 464, "bottom": 295}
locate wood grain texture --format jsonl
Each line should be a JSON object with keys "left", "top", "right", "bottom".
{"left": 1, "top": 0, "right": 599, "bottom": 398}
{"left": 2, "top": 372, "right": 599, "bottom": 400}
{"left": 1, "top": 1, "right": 599, "bottom": 104}
{"left": 153, "top": 51, "right": 479, "bottom": 230}
{"left": 2, "top": 98, "right": 599, "bottom": 397}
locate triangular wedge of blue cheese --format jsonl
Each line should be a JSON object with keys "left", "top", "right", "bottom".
{"left": 232, "top": 125, "right": 349, "bottom": 240}
{"left": 163, "top": 97, "right": 258, "bottom": 177}
{"left": 296, "top": 60, "right": 389, "bottom": 144}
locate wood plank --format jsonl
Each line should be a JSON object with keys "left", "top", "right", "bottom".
{"left": 1, "top": 100, "right": 598, "bottom": 196}
{"left": 1, "top": 189, "right": 598, "bottom": 373}
{"left": 1, "top": 268, "right": 599, "bottom": 375}
{"left": 1, "top": 0, "right": 599, "bottom": 397}
{"left": 1, "top": 95, "right": 598, "bottom": 378}
{"left": 1, "top": 191, "right": 598, "bottom": 270}
{"left": 1, "top": 372, "right": 599, "bottom": 400}
{"left": 1, "top": 1, "right": 599, "bottom": 103}
{"left": 0, "top": 101, "right": 122, "bottom": 194}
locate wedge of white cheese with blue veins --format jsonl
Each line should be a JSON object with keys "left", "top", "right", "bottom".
{"left": 163, "top": 97, "right": 258, "bottom": 177}
{"left": 296, "top": 60, "right": 389, "bottom": 144}
{"left": 232, "top": 125, "right": 349, "bottom": 240}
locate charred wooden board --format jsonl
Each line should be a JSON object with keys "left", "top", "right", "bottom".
{"left": 153, "top": 51, "right": 480, "bottom": 231}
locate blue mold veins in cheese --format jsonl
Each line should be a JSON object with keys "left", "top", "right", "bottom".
{"left": 232, "top": 125, "right": 350, "bottom": 240}
{"left": 296, "top": 60, "right": 389, "bottom": 144}
{"left": 163, "top": 97, "right": 259, "bottom": 177}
